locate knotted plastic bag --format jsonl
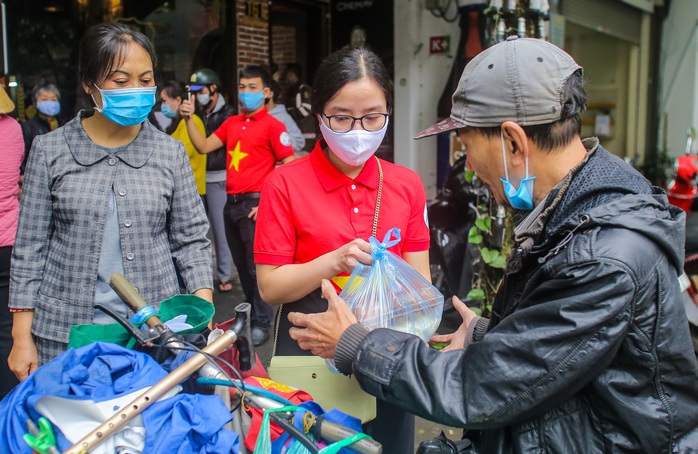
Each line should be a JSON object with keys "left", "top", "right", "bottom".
{"left": 340, "top": 228, "right": 444, "bottom": 341}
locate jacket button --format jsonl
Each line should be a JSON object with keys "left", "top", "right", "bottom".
{"left": 124, "top": 219, "right": 132, "bottom": 227}
{"left": 118, "top": 188, "right": 127, "bottom": 196}
{"left": 126, "top": 253, "right": 135, "bottom": 261}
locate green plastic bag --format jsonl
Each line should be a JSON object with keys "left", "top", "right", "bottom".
{"left": 68, "top": 294, "right": 214, "bottom": 349}
{"left": 253, "top": 405, "right": 374, "bottom": 454}
{"left": 253, "top": 405, "right": 300, "bottom": 454}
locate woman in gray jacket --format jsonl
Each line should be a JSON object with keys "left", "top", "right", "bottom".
{"left": 8, "top": 23, "right": 212, "bottom": 380}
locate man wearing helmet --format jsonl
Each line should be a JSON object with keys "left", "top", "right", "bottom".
{"left": 188, "top": 68, "right": 236, "bottom": 294}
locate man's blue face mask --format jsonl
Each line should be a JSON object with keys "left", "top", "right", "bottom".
{"left": 239, "top": 91, "right": 265, "bottom": 112}
{"left": 499, "top": 132, "right": 535, "bottom": 210}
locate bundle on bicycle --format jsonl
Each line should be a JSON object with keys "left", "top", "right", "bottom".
{"left": 0, "top": 273, "right": 381, "bottom": 454}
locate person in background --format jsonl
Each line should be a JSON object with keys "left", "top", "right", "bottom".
{"left": 282, "top": 63, "right": 314, "bottom": 154}
{"left": 0, "top": 86, "right": 23, "bottom": 399}
{"left": 267, "top": 79, "right": 305, "bottom": 155}
{"left": 254, "top": 47, "right": 429, "bottom": 453}
{"left": 8, "top": 22, "right": 212, "bottom": 379}
{"left": 280, "top": 63, "right": 307, "bottom": 107}
{"left": 161, "top": 80, "right": 207, "bottom": 200}
{"left": 287, "top": 37, "right": 698, "bottom": 452}
{"left": 188, "top": 68, "right": 236, "bottom": 293}
{"left": 20, "top": 83, "right": 65, "bottom": 174}
{"left": 161, "top": 80, "right": 208, "bottom": 292}
{"left": 181, "top": 65, "right": 294, "bottom": 347}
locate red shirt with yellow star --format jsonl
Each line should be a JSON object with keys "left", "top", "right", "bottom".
{"left": 213, "top": 108, "right": 294, "bottom": 194}
{"left": 254, "top": 139, "right": 430, "bottom": 291}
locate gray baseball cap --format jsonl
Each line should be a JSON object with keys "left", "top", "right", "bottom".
{"left": 415, "top": 36, "right": 582, "bottom": 139}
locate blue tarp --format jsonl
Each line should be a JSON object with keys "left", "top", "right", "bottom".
{"left": 0, "top": 342, "right": 239, "bottom": 453}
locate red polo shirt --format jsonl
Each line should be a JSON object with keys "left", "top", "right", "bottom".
{"left": 254, "top": 139, "right": 430, "bottom": 288}
{"left": 213, "top": 108, "right": 294, "bottom": 194}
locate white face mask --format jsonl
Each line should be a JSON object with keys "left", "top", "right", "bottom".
{"left": 196, "top": 92, "right": 211, "bottom": 106}
{"left": 319, "top": 118, "right": 389, "bottom": 166}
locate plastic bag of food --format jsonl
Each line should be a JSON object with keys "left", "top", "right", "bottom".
{"left": 340, "top": 228, "right": 444, "bottom": 341}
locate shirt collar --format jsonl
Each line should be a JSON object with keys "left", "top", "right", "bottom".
{"left": 65, "top": 110, "right": 155, "bottom": 168}
{"left": 309, "top": 138, "right": 380, "bottom": 192}
{"left": 244, "top": 107, "right": 270, "bottom": 121}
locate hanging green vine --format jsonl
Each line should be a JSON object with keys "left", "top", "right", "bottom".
{"left": 463, "top": 170, "right": 514, "bottom": 317}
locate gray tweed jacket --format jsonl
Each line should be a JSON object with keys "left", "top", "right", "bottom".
{"left": 10, "top": 111, "right": 212, "bottom": 343}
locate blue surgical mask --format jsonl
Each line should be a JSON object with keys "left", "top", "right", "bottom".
{"left": 499, "top": 132, "right": 535, "bottom": 210}
{"left": 36, "top": 100, "right": 61, "bottom": 117}
{"left": 92, "top": 85, "right": 157, "bottom": 127}
{"left": 239, "top": 91, "right": 265, "bottom": 112}
{"left": 161, "top": 102, "right": 177, "bottom": 119}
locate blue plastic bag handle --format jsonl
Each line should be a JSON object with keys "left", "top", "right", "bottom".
{"left": 369, "top": 228, "right": 401, "bottom": 260}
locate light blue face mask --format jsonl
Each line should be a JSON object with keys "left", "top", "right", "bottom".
{"left": 238, "top": 91, "right": 265, "bottom": 112}
{"left": 161, "top": 102, "right": 177, "bottom": 119}
{"left": 92, "top": 85, "right": 157, "bottom": 126}
{"left": 499, "top": 132, "right": 535, "bottom": 210}
{"left": 36, "top": 100, "right": 61, "bottom": 117}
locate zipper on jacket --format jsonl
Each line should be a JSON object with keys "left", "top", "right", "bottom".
{"left": 537, "top": 214, "right": 590, "bottom": 265}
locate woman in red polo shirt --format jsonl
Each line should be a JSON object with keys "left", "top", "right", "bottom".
{"left": 254, "top": 47, "right": 430, "bottom": 453}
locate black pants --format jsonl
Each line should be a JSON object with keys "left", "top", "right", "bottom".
{"left": 223, "top": 198, "right": 273, "bottom": 329}
{"left": 364, "top": 400, "right": 415, "bottom": 453}
{"left": 0, "top": 246, "right": 19, "bottom": 399}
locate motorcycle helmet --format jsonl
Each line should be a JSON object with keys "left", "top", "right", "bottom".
{"left": 189, "top": 68, "right": 222, "bottom": 91}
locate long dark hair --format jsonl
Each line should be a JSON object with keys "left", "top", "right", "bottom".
{"left": 310, "top": 47, "right": 393, "bottom": 116}
{"left": 78, "top": 22, "right": 157, "bottom": 97}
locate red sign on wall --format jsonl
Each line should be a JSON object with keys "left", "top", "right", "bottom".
{"left": 429, "top": 36, "right": 450, "bottom": 55}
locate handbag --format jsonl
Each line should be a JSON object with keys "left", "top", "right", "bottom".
{"left": 267, "top": 348, "right": 377, "bottom": 423}
{"left": 266, "top": 158, "right": 384, "bottom": 424}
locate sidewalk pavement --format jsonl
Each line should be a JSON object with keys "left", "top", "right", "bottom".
{"left": 210, "top": 268, "right": 461, "bottom": 452}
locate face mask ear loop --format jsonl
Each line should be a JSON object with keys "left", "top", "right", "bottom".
{"left": 524, "top": 155, "right": 529, "bottom": 179}
{"left": 500, "top": 132, "right": 510, "bottom": 182}
{"left": 91, "top": 84, "right": 104, "bottom": 112}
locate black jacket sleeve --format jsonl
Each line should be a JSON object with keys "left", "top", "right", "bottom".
{"left": 340, "top": 258, "right": 637, "bottom": 429}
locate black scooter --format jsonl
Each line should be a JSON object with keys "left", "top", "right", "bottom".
{"left": 428, "top": 156, "right": 491, "bottom": 333}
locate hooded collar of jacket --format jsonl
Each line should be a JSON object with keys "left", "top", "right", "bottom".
{"left": 512, "top": 137, "right": 685, "bottom": 275}
{"left": 64, "top": 110, "right": 156, "bottom": 168}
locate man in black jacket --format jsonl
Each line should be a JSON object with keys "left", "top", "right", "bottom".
{"left": 188, "top": 68, "right": 236, "bottom": 294}
{"left": 287, "top": 37, "right": 698, "bottom": 452}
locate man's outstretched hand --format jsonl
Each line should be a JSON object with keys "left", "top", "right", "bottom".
{"left": 430, "top": 296, "right": 478, "bottom": 351}
{"left": 288, "top": 279, "right": 358, "bottom": 358}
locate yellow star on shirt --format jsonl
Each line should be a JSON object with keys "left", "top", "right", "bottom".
{"left": 228, "top": 141, "right": 249, "bottom": 172}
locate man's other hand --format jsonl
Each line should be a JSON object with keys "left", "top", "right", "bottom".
{"left": 430, "top": 296, "right": 478, "bottom": 352}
